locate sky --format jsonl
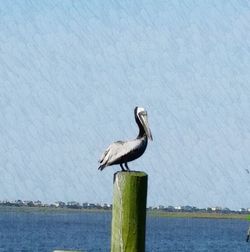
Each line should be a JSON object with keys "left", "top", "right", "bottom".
{"left": 1, "top": 0, "right": 250, "bottom": 210}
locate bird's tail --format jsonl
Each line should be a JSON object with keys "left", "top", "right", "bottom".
{"left": 98, "top": 164, "right": 105, "bottom": 171}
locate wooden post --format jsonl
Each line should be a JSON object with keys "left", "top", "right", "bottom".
{"left": 53, "top": 250, "right": 83, "bottom": 252}
{"left": 111, "top": 171, "right": 148, "bottom": 252}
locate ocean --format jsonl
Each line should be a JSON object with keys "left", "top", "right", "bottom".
{"left": 0, "top": 210, "right": 249, "bottom": 252}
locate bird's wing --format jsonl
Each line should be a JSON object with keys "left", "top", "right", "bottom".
{"left": 99, "top": 139, "right": 140, "bottom": 166}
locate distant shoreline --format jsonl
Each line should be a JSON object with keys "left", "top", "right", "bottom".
{"left": 0, "top": 206, "right": 248, "bottom": 220}
{"left": 147, "top": 210, "right": 249, "bottom": 220}
{"left": 0, "top": 205, "right": 109, "bottom": 213}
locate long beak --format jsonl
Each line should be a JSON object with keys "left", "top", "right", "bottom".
{"left": 140, "top": 112, "right": 153, "bottom": 141}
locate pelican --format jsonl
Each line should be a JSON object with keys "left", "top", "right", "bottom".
{"left": 98, "top": 107, "right": 153, "bottom": 171}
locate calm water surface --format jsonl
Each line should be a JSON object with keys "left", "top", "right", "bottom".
{"left": 0, "top": 210, "right": 249, "bottom": 252}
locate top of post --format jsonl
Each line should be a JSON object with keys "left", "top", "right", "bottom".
{"left": 113, "top": 171, "right": 148, "bottom": 183}
{"left": 115, "top": 171, "right": 147, "bottom": 177}
{"left": 114, "top": 171, "right": 148, "bottom": 178}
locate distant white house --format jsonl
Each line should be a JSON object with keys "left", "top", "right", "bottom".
{"left": 174, "top": 206, "right": 183, "bottom": 210}
{"left": 34, "top": 200, "right": 42, "bottom": 206}
{"left": 239, "top": 208, "right": 246, "bottom": 212}
{"left": 23, "top": 200, "right": 31, "bottom": 206}
{"left": 211, "top": 207, "right": 222, "bottom": 211}
{"left": 87, "top": 203, "right": 97, "bottom": 208}
{"left": 102, "top": 203, "right": 112, "bottom": 209}
{"left": 23, "top": 200, "right": 34, "bottom": 206}
{"left": 67, "top": 201, "right": 80, "bottom": 207}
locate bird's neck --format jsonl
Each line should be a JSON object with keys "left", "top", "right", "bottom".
{"left": 137, "top": 120, "right": 146, "bottom": 139}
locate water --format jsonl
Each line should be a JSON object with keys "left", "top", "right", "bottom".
{"left": 147, "top": 216, "right": 249, "bottom": 252}
{"left": 0, "top": 210, "right": 249, "bottom": 252}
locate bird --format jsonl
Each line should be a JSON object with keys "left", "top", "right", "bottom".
{"left": 98, "top": 106, "right": 153, "bottom": 171}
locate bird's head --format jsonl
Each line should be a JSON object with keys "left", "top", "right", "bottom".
{"left": 135, "top": 106, "right": 153, "bottom": 141}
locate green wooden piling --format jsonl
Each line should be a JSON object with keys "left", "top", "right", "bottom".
{"left": 111, "top": 171, "right": 148, "bottom": 252}
{"left": 53, "top": 250, "right": 83, "bottom": 252}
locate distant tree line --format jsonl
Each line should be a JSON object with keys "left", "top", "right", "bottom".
{"left": 0, "top": 200, "right": 249, "bottom": 214}
{"left": 0, "top": 200, "right": 112, "bottom": 210}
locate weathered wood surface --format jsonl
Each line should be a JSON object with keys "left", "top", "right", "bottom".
{"left": 111, "top": 171, "right": 148, "bottom": 252}
{"left": 53, "top": 250, "right": 83, "bottom": 252}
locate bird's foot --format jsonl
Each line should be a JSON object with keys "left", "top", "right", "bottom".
{"left": 120, "top": 163, "right": 126, "bottom": 171}
{"left": 125, "top": 163, "right": 131, "bottom": 172}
